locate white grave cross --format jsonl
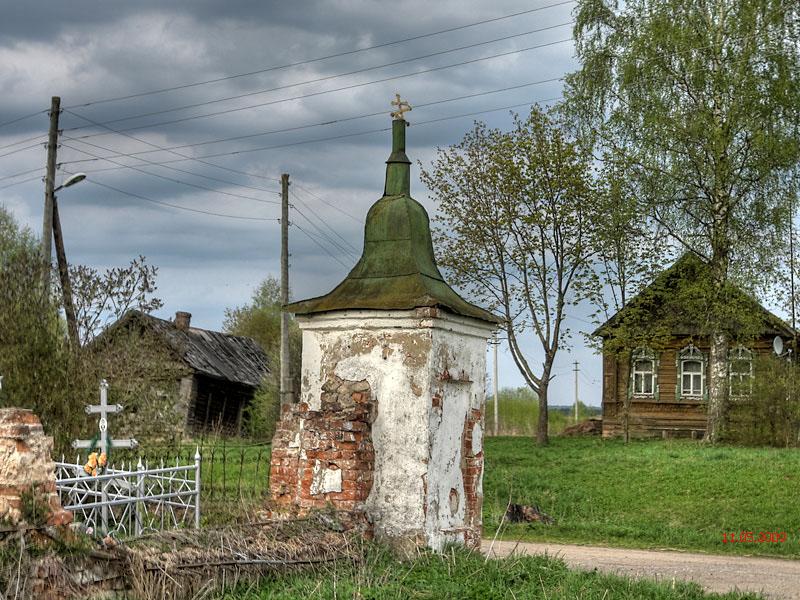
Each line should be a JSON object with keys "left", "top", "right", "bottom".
{"left": 72, "top": 379, "right": 138, "bottom": 453}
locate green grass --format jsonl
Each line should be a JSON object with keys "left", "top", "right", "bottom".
{"left": 485, "top": 396, "right": 599, "bottom": 436}
{"left": 224, "top": 545, "right": 761, "bottom": 599}
{"left": 484, "top": 386, "right": 600, "bottom": 436}
{"left": 483, "top": 437, "right": 800, "bottom": 557}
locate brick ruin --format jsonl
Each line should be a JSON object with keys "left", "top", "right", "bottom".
{"left": 0, "top": 408, "right": 72, "bottom": 527}
{"left": 270, "top": 377, "right": 375, "bottom": 513}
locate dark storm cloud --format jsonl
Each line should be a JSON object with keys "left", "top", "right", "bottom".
{"left": 0, "top": 0, "right": 602, "bottom": 402}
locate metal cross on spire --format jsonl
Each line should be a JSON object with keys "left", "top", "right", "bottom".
{"left": 390, "top": 93, "right": 412, "bottom": 121}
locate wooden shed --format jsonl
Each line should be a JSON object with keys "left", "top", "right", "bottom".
{"left": 96, "top": 310, "right": 269, "bottom": 436}
{"left": 594, "top": 254, "right": 795, "bottom": 439}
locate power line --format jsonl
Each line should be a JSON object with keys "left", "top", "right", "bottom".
{"left": 63, "top": 77, "right": 564, "bottom": 158}
{"left": 292, "top": 221, "right": 351, "bottom": 269}
{"left": 290, "top": 202, "right": 358, "bottom": 259}
{"left": 0, "top": 173, "right": 42, "bottom": 191}
{"left": 61, "top": 128, "right": 281, "bottom": 196}
{"left": 60, "top": 143, "right": 280, "bottom": 205}
{"left": 63, "top": 0, "right": 576, "bottom": 109}
{"left": 0, "top": 133, "right": 46, "bottom": 152}
{"left": 63, "top": 36, "right": 573, "bottom": 136}
{"left": 0, "top": 108, "right": 48, "bottom": 131}
{"left": 0, "top": 166, "right": 45, "bottom": 183}
{"left": 293, "top": 183, "right": 361, "bottom": 223}
{"left": 60, "top": 93, "right": 564, "bottom": 171}
{"left": 63, "top": 108, "right": 283, "bottom": 189}
{"left": 0, "top": 141, "right": 44, "bottom": 160}
{"left": 75, "top": 176, "right": 278, "bottom": 221}
{"left": 64, "top": 22, "right": 572, "bottom": 132}
{"left": 290, "top": 189, "right": 359, "bottom": 255}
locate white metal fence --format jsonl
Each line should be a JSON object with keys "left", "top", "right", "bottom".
{"left": 55, "top": 452, "right": 201, "bottom": 538}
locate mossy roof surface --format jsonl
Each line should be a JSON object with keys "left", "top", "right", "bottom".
{"left": 286, "top": 193, "right": 499, "bottom": 323}
{"left": 593, "top": 252, "right": 794, "bottom": 338}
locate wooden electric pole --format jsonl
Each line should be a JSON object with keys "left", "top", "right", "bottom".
{"left": 280, "top": 173, "right": 294, "bottom": 405}
{"left": 573, "top": 361, "right": 579, "bottom": 423}
{"left": 42, "top": 96, "right": 61, "bottom": 285}
{"left": 52, "top": 198, "right": 80, "bottom": 347}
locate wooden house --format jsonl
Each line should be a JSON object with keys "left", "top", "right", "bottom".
{"left": 95, "top": 310, "right": 269, "bottom": 437}
{"left": 594, "top": 254, "right": 795, "bottom": 439}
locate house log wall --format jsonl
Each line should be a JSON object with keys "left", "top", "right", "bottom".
{"left": 601, "top": 337, "right": 774, "bottom": 439}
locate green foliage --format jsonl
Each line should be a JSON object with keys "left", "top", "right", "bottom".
{"left": 70, "top": 255, "right": 163, "bottom": 345}
{"left": 422, "top": 106, "right": 599, "bottom": 444}
{"left": 485, "top": 387, "right": 599, "bottom": 436}
{"left": 0, "top": 206, "right": 86, "bottom": 448}
{"left": 19, "top": 485, "right": 50, "bottom": 528}
{"left": 727, "top": 355, "right": 800, "bottom": 447}
{"left": 483, "top": 437, "right": 800, "bottom": 558}
{"left": 85, "top": 326, "right": 188, "bottom": 448}
{"left": 0, "top": 206, "right": 172, "bottom": 451}
{"left": 226, "top": 543, "right": 759, "bottom": 599}
{"left": 223, "top": 276, "right": 301, "bottom": 440}
{"left": 566, "top": 0, "right": 800, "bottom": 441}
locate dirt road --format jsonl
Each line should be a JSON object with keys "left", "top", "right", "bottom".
{"left": 482, "top": 540, "right": 800, "bottom": 599}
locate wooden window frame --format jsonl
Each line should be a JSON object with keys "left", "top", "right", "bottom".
{"left": 728, "top": 346, "right": 753, "bottom": 400}
{"left": 677, "top": 344, "right": 706, "bottom": 402}
{"left": 630, "top": 347, "right": 659, "bottom": 400}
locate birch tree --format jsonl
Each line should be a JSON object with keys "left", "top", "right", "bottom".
{"left": 565, "top": 0, "right": 800, "bottom": 441}
{"left": 422, "top": 107, "right": 597, "bottom": 445}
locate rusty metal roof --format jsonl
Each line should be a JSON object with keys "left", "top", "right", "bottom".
{"left": 104, "top": 310, "right": 270, "bottom": 387}
{"left": 286, "top": 119, "right": 500, "bottom": 324}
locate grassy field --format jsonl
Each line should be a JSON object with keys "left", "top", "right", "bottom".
{"left": 224, "top": 545, "right": 761, "bottom": 599}
{"left": 483, "top": 436, "right": 800, "bottom": 557}
{"left": 485, "top": 387, "right": 600, "bottom": 436}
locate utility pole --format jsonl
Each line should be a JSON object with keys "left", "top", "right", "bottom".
{"left": 52, "top": 198, "right": 80, "bottom": 347}
{"left": 573, "top": 361, "right": 579, "bottom": 423}
{"left": 42, "top": 96, "right": 61, "bottom": 285}
{"left": 280, "top": 173, "right": 294, "bottom": 406}
{"left": 492, "top": 333, "right": 499, "bottom": 436}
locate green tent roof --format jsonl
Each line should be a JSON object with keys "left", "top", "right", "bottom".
{"left": 286, "top": 119, "right": 499, "bottom": 324}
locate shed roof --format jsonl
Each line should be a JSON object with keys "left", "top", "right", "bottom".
{"left": 101, "top": 310, "right": 269, "bottom": 387}
{"left": 286, "top": 118, "right": 500, "bottom": 324}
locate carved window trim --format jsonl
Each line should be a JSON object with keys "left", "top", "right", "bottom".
{"left": 630, "top": 347, "right": 658, "bottom": 399}
{"left": 677, "top": 344, "right": 706, "bottom": 401}
{"left": 728, "top": 346, "right": 753, "bottom": 400}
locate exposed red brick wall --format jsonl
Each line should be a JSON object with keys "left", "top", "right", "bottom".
{"left": 460, "top": 408, "right": 483, "bottom": 549}
{"left": 0, "top": 408, "right": 72, "bottom": 527}
{"left": 270, "top": 378, "right": 375, "bottom": 514}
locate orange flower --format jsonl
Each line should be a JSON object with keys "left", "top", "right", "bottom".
{"left": 84, "top": 464, "right": 92, "bottom": 474}
{"left": 98, "top": 452, "right": 107, "bottom": 467}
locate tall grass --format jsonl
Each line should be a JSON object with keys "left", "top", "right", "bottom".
{"left": 485, "top": 386, "right": 599, "bottom": 436}
{"left": 227, "top": 544, "right": 761, "bottom": 599}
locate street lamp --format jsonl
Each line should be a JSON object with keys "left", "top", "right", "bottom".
{"left": 54, "top": 172, "right": 86, "bottom": 192}
{"left": 51, "top": 173, "right": 87, "bottom": 348}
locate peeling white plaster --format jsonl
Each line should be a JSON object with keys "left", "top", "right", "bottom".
{"left": 472, "top": 423, "right": 483, "bottom": 456}
{"left": 310, "top": 460, "right": 342, "bottom": 495}
{"left": 297, "top": 309, "right": 494, "bottom": 550}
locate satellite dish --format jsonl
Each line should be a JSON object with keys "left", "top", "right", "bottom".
{"left": 773, "top": 336, "right": 784, "bottom": 356}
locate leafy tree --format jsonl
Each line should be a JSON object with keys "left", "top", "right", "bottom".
{"left": 0, "top": 206, "right": 85, "bottom": 447}
{"left": 422, "top": 106, "right": 598, "bottom": 445}
{"left": 69, "top": 255, "right": 163, "bottom": 346}
{"left": 223, "top": 276, "right": 301, "bottom": 438}
{"left": 565, "top": 0, "right": 800, "bottom": 441}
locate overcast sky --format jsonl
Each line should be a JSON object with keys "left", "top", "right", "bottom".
{"left": 0, "top": 0, "right": 605, "bottom": 405}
